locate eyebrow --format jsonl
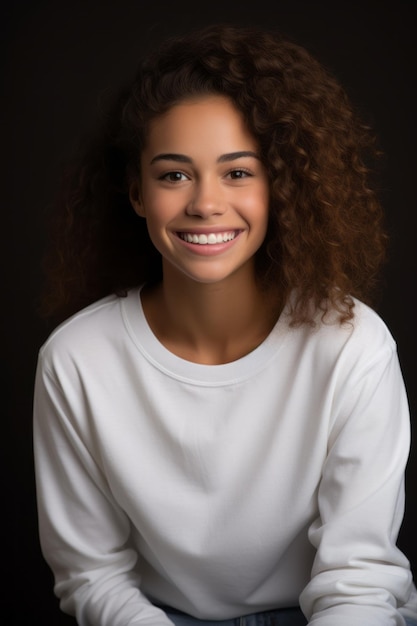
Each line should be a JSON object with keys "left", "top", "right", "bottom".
{"left": 149, "top": 151, "right": 260, "bottom": 165}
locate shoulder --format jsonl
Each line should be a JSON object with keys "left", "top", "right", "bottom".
{"left": 308, "top": 298, "right": 398, "bottom": 376}
{"left": 336, "top": 298, "right": 395, "bottom": 350}
{"left": 285, "top": 298, "right": 397, "bottom": 375}
{"left": 38, "top": 291, "right": 135, "bottom": 373}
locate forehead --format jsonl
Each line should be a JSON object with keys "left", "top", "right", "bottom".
{"left": 144, "top": 95, "right": 258, "bottom": 154}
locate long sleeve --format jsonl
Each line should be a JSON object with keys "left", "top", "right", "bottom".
{"left": 299, "top": 337, "right": 413, "bottom": 625}
{"left": 33, "top": 353, "right": 174, "bottom": 626}
{"left": 32, "top": 290, "right": 417, "bottom": 624}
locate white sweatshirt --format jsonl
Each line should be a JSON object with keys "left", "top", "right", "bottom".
{"left": 33, "top": 286, "right": 417, "bottom": 625}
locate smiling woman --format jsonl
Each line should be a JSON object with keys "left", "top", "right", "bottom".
{"left": 129, "top": 96, "right": 269, "bottom": 293}
{"left": 33, "top": 23, "right": 417, "bottom": 626}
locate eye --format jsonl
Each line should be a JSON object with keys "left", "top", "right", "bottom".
{"left": 227, "top": 168, "right": 252, "bottom": 180}
{"left": 159, "top": 171, "right": 189, "bottom": 183}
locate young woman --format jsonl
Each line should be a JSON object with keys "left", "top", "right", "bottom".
{"left": 33, "top": 24, "right": 417, "bottom": 625}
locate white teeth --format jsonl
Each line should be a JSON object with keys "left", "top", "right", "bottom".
{"left": 180, "top": 232, "right": 236, "bottom": 245}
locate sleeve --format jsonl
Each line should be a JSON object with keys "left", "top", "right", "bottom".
{"left": 299, "top": 340, "right": 414, "bottom": 626}
{"left": 33, "top": 352, "right": 174, "bottom": 626}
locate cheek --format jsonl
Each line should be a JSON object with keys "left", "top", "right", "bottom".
{"left": 140, "top": 195, "right": 179, "bottom": 249}
{"left": 243, "top": 187, "right": 270, "bottom": 225}
{"left": 142, "top": 217, "right": 169, "bottom": 259}
{"left": 142, "top": 185, "right": 185, "bottom": 221}
{"left": 143, "top": 211, "right": 166, "bottom": 242}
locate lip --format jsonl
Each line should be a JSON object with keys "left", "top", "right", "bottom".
{"left": 174, "top": 229, "right": 243, "bottom": 256}
{"left": 175, "top": 227, "right": 241, "bottom": 235}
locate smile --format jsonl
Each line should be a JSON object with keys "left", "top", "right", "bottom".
{"left": 178, "top": 231, "right": 237, "bottom": 245}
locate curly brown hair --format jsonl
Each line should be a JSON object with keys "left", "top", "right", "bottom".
{"left": 39, "top": 23, "right": 387, "bottom": 326}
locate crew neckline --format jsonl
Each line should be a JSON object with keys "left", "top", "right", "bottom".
{"left": 121, "top": 286, "right": 290, "bottom": 386}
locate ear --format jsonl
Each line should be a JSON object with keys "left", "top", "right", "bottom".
{"left": 129, "top": 180, "right": 146, "bottom": 217}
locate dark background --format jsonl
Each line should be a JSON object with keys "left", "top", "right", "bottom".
{"left": 4, "top": 1, "right": 416, "bottom": 623}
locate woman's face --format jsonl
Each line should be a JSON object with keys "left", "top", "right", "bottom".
{"left": 130, "top": 95, "right": 270, "bottom": 287}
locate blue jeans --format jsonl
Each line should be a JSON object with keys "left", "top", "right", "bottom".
{"left": 164, "top": 606, "right": 307, "bottom": 625}
{"left": 164, "top": 606, "right": 417, "bottom": 626}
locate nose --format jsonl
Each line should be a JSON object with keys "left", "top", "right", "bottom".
{"left": 186, "top": 177, "right": 225, "bottom": 218}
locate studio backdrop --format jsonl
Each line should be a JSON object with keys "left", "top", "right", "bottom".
{"left": 4, "top": 1, "right": 416, "bottom": 623}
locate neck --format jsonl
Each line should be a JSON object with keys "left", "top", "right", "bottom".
{"left": 141, "top": 267, "right": 281, "bottom": 365}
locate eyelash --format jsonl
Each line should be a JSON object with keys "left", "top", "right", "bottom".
{"left": 228, "top": 168, "right": 253, "bottom": 179}
{"left": 159, "top": 171, "right": 188, "bottom": 183}
{"left": 159, "top": 168, "right": 253, "bottom": 183}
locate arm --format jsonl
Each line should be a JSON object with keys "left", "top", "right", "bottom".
{"left": 299, "top": 340, "right": 414, "bottom": 625}
{"left": 33, "top": 353, "right": 174, "bottom": 626}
